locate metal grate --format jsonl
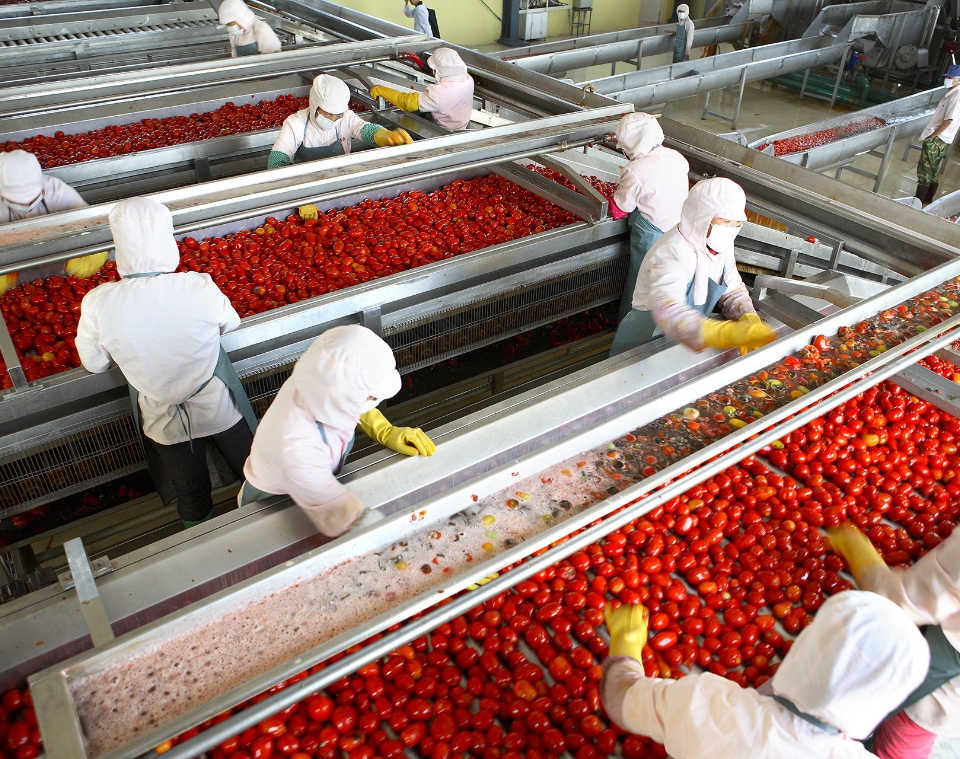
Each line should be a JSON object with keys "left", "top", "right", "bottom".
{"left": 0, "top": 260, "right": 625, "bottom": 516}
{"left": 384, "top": 256, "right": 626, "bottom": 373}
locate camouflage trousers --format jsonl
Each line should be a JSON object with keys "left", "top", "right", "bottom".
{"left": 918, "top": 136, "right": 948, "bottom": 185}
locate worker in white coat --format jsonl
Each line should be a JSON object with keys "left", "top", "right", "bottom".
{"left": 403, "top": 0, "right": 433, "bottom": 37}
{"left": 239, "top": 326, "right": 436, "bottom": 537}
{"left": 601, "top": 591, "right": 929, "bottom": 759}
{"left": 0, "top": 150, "right": 108, "bottom": 293}
{"left": 830, "top": 525, "right": 960, "bottom": 759}
{"left": 217, "top": 0, "right": 281, "bottom": 57}
{"left": 608, "top": 112, "right": 690, "bottom": 320}
{"left": 267, "top": 75, "right": 413, "bottom": 169}
{"left": 76, "top": 198, "right": 258, "bottom": 527}
{"left": 915, "top": 63, "right": 960, "bottom": 205}
{"left": 665, "top": 3, "right": 696, "bottom": 63}
{"left": 610, "top": 177, "right": 776, "bottom": 356}
{"left": 369, "top": 48, "right": 474, "bottom": 131}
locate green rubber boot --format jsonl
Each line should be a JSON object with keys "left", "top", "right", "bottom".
{"left": 181, "top": 511, "right": 214, "bottom": 529}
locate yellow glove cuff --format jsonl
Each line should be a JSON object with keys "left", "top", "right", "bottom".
{"left": 826, "top": 524, "right": 887, "bottom": 584}
{"left": 65, "top": 252, "right": 109, "bottom": 279}
{"left": 299, "top": 204, "right": 319, "bottom": 220}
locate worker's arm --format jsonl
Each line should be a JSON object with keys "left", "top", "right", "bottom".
{"left": 207, "top": 277, "right": 241, "bottom": 334}
{"left": 267, "top": 114, "right": 302, "bottom": 169}
{"left": 45, "top": 177, "right": 87, "bottom": 213}
{"left": 402, "top": 3, "right": 415, "bottom": 17}
{"left": 612, "top": 162, "right": 643, "bottom": 215}
{"left": 685, "top": 18, "right": 696, "bottom": 54}
{"left": 370, "top": 86, "right": 420, "bottom": 112}
{"left": 74, "top": 293, "right": 113, "bottom": 373}
{"left": 345, "top": 112, "right": 413, "bottom": 147}
{"left": 860, "top": 530, "right": 960, "bottom": 627}
{"left": 647, "top": 247, "right": 709, "bottom": 349}
{"left": 254, "top": 21, "right": 282, "bottom": 54}
{"left": 930, "top": 119, "right": 954, "bottom": 140}
{"left": 282, "top": 443, "right": 365, "bottom": 537}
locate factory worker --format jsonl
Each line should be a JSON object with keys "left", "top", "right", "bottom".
{"left": 601, "top": 591, "right": 929, "bottom": 759}
{"left": 369, "top": 48, "right": 474, "bottom": 132}
{"left": 608, "top": 112, "right": 690, "bottom": 320}
{"left": 0, "top": 150, "right": 108, "bottom": 293}
{"left": 217, "top": 0, "right": 281, "bottom": 57}
{"left": 916, "top": 63, "right": 960, "bottom": 205}
{"left": 76, "top": 197, "right": 258, "bottom": 527}
{"left": 609, "top": 177, "right": 776, "bottom": 356}
{"left": 239, "top": 326, "right": 436, "bottom": 537}
{"left": 665, "top": 4, "right": 696, "bottom": 63}
{"left": 829, "top": 525, "right": 960, "bottom": 759}
{"left": 267, "top": 75, "right": 413, "bottom": 169}
{"left": 403, "top": 0, "right": 433, "bottom": 37}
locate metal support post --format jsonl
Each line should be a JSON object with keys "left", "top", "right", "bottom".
{"left": 731, "top": 67, "right": 748, "bottom": 130}
{"left": 799, "top": 68, "right": 810, "bottom": 100}
{"left": 636, "top": 38, "right": 644, "bottom": 70}
{"left": 829, "top": 45, "right": 850, "bottom": 108}
{"left": 63, "top": 538, "right": 115, "bottom": 647}
{"left": 828, "top": 241, "right": 845, "bottom": 270}
{"left": 361, "top": 306, "right": 383, "bottom": 337}
{"left": 701, "top": 89, "right": 711, "bottom": 120}
{"left": 881, "top": 16, "right": 906, "bottom": 88}
{"left": 0, "top": 312, "right": 29, "bottom": 392}
{"left": 873, "top": 126, "right": 899, "bottom": 193}
{"left": 780, "top": 248, "right": 799, "bottom": 279}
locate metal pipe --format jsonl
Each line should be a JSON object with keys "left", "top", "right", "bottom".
{"left": 148, "top": 309, "right": 960, "bottom": 759}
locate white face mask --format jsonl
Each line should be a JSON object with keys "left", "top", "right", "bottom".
{"left": 3, "top": 194, "right": 41, "bottom": 214}
{"left": 359, "top": 398, "right": 379, "bottom": 413}
{"left": 313, "top": 110, "right": 338, "bottom": 130}
{"left": 946, "top": 77, "right": 956, "bottom": 88}
{"left": 677, "top": 11, "right": 687, "bottom": 19}
{"left": 706, "top": 223, "right": 740, "bottom": 254}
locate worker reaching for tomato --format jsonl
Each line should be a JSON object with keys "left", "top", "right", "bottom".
{"left": 369, "top": 48, "right": 475, "bottom": 132}
{"left": 829, "top": 524, "right": 960, "bottom": 758}
{"left": 267, "top": 75, "right": 413, "bottom": 169}
{"left": 601, "top": 591, "right": 929, "bottom": 758}
{"left": 238, "top": 325, "right": 436, "bottom": 537}
{"left": 76, "top": 197, "right": 258, "bottom": 527}
{"left": 0, "top": 150, "right": 109, "bottom": 294}
{"left": 217, "top": 0, "right": 281, "bottom": 58}
{"left": 610, "top": 177, "right": 777, "bottom": 357}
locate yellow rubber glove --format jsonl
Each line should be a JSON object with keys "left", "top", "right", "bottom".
{"left": 604, "top": 604, "right": 649, "bottom": 661}
{"left": 299, "top": 204, "right": 319, "bottom": 221}
{"left": 358, "top": 408, "right": 436, "bottom": 456}
{"left": 373, "top": 128, "right": 414, "bottom": 147}
{"left": 0, "top": 272, "right": 17, "bottom": 296}
{"left": 826, "top": 524, "right": 887, "bottom": 585}
{"left": 65, "top": 251, "right": 109, "bottom": 279}
{"left": 701, "top": 313, "right": 777, "bottom": 353}
{"left": 369, "top": 86, "right": 420, "bottom": 112}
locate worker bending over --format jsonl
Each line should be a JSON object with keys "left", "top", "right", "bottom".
{"left": 602, "top": 591, "right": 929, "bottom": 758}
{"left": 77, "top": 198, "right": 257, "bottom": 527}
{"left": 403, "top": 0, "right": 433, "bottom": 37}
{"left": 217, "top": 0, "right": 281, "bottom": 57}
{"left": 239, "top": 326, "right": 436, "bottom": 537}
{"left": 0, "top": 150, "right": 108, "bottom": 292}
{"left": 915, "top": 64, "right": 960, "bottom": 205}
{"left": 830, "top": 525, "right": 960, "bottom": 759}
{"left": 608, "top": 112, "right": 689, "bottom": 320}
{"left": 665, "top": 4, "right": 696, "bottom": 63}
{"left": 268, "top": 75, "right": 413, "bottom": 168}
{"left": 610, "top": 177, "right": 776, "bottom": 356}
{"left": 369, "top": 48, "right": 474, "bottom": 131}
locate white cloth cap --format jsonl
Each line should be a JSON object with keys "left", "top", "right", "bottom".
{"left": 309, "top": 74, "right": 351, "bottom": 118}
{"left": 679, "top": 177, "right": 747, "bottom": 254}
{"left": 218, "top": 0, "right": 256, "bottom": 29}
{"left": 773, "top": 591, "right": 930, "bottom": 739}
{"left": 290, "top": 325, "right": 401, "bottom": 432}
{"left": 428, "top": 48, "right": 468, "bottom": 82}
{"left": 676, "top": 3, "right": 690, "bottom": 13}
{"left": 108, "top": 197, "right": 180, "bottom": 277}
{"left": 0, "top": 150, "right": 43, "bottom": 205}
{"left": 615, "top": 112, "right": 664, "bottom": 159}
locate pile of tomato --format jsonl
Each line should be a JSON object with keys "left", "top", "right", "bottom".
{"left": 755, "top": 117, "right": 886, "bottom": 157}
{"left": 0, "top": 688, "right": 41, "bottom": 759}
{"left": 80, "top": 364, "right": 949, "bottom": 759}
{"left": 919, "top": 353, "right": 960, "bottom": 383}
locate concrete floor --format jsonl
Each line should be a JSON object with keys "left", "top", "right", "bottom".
{"left": 476, "top": 36, "right": 960, "bottom": 206}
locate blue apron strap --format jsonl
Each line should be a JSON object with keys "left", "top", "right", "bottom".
{"left": 898, "top": 624, "right": 960, "bottom": 711}
{"left": 234, "top": 40, "right": 260, "bottom": 56}
{"left": 316, "top": 422, "right": 355, "bottom": 475}
{"left": 772, "top": 696, "right": 839, "bottom": 735}
{"left": 121, "top": 272, "right": 167, "bottom": 279}
{"left": 212, "top": 345, "right": 259, "bottom": 435}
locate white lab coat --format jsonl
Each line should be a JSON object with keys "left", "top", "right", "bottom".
{"left": 0, "top": 176, "right": 87, "bottom": 224}
{"left": 920, "top": 85, "right": 960, "bottom": 145}
{"left": 419, "top": 76, "right": 474, "bottom": 131}
{"left": 229, "top": 20, "right": 281, "bottom": 56}
{"left": 631, "top": 177, "right": 754, "bottom": 349}
{"left": 243, "top": 326, "right": 402, "bottom": 537}
{"left": 613, "top": 145, "right": 689, "bottom": 233}
{"left": 860, "top": 529, "right": 960, "bottom": 736}
{"left": 76, "top": 199, "right": 242, "bottom": 446}
{"left": 271, "top": 109, "right": 368, "bottom": 160}
{"left": 602, "top": 592, "right": 929, "bottom": 758}
{"left": 403, "top": 2, "right": 432, "bottom": 36}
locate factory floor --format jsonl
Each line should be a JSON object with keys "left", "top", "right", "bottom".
{"left": 477, "top": 37, "right": 960, "bottom": 205}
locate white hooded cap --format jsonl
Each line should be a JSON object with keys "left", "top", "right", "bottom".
{"left": 676, "top": 3, "right": 690, "bottom": 15}
{"left": 218, "top": 0, "right": 257, "bottom": 29}
{"left": 0, "top": 150, "right": 43, "bottom": 205}
{"left": 290, "top": 325, "right": 402, "bottom": 433}
{"left": 679, "top": 177, "right": 747, "bottom": 255}
{"left": 108, "top": 197, "right": 180, "bottom": 278}
{"left": 615, "top": 112, "right": 664, "bottom": 160}
{"left": 428, "top": 48, "right": 468, "bottom": 82}
{"left": 309, "top": 74, "right": 351, "bottom": 118}
{"left": 772, "top": 591, "right": 929, "bottom": 739}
